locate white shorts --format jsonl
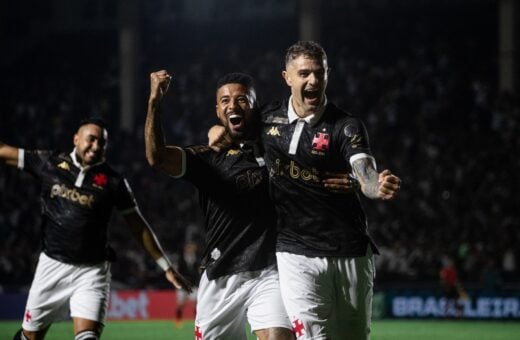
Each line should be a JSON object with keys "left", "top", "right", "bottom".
{"left": 195, "top": 265, "right": 292, "bottom": 339}
{"left": 276, "top": 249, "right": 375, "bottom": 340}
{"left": 22, "top": 252, "right": 111, "bottom": 331}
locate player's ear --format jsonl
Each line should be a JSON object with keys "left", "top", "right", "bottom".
{"left": 282, "top": 70, "right": 291, "bottom": 86}
{"left": 73, "top": 133, "right": 79, "bottom": 147}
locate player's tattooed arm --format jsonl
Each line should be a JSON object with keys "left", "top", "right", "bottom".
{"left": 352, "top": 157, "right": 380, "bottom": 199}
{"left": 352, "top": 157, "right": 401, "bottom": 200}
{"left": 0, "top": 141, "right": 19, "bottom": 167}
{"left": 145, "top": 70, "right": 184, "bottom": 176}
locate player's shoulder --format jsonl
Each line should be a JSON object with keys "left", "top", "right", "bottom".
{"left": 260, "top": 99, "right": 289, "bottom": 124}
{"left": 324, "top": 104, "right": 368, "bottom": 138}
{"left": 326, "top": 103, "right": 364, "bottom": 125}
{"left": 326, "top": 103, "right": 356, "bottom": 120}
{"left": 54, "top": 151, "right": 72, "bottom": 161}
{"left": 27, "top": 148, "right": 59, "bottom": 158}
{"left": 24, "top": 149, "right": 63, "bottom": 166}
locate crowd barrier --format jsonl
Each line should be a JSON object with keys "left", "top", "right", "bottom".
{"left": 1, "top": 288, "right": 519, "bottom": 320}
{"left": 0, "top": 290, "right": 195, "bottom": 321}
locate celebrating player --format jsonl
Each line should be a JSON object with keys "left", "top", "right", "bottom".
{"left": 146, "top": 71, "right": 296, "bottom": 340}
{"left": 264, "top": 41, "right": 400, "bottom": 339}
{"left": 209, "top": 41, "right": 401, "bottom": 339}
{"left": 0, "top": 118, "right": 191, "bottom": 340}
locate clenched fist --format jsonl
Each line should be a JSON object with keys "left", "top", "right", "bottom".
{"left": 149, "top": 70, "right": 172, "bottom": 102}
{"left": 377, "top": 169, "right": 401, "bottom": 200}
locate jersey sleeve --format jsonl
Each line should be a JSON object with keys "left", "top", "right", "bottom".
{"left": 181, "top": 145, "right": 224, "bottom": 192}
{"left": 337, "top": 117, "right": 375, "bottom": 166}
{"left": 115, "top": 178, "right": 139, "bottom": 214}
{"left": 20, "top": 149, "right": 53, "bottom": 179}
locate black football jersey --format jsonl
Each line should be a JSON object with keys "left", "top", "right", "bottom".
{"left": 21, "top": 149, "right": 137, "bottom": 264}
{"left": 261, "top": 100, "right": 379, "bottom": 257}
{"left": 180, "top": 144, "right": 277, "bottom": 280}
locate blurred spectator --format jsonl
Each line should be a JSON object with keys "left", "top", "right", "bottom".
{"left": 439, "top": 255, "right": 464, "bottom": 317}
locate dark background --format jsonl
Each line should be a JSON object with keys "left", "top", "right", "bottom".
{"left": 0, "top": 0, "right": 517, "bottom": 296}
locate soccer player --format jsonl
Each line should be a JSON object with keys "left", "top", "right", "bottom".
{"left": 175, "top": 240, "right": 201, "bottom": 321}
{"left": 0, "top": 118, "right": 192, "bottom": 340}
{"left": 263, "top": 41, "right": 401, "bottom": 339}
{"left": 209, "top": 41, "right": 401, "bottom": 339}
{"left": 145, "top": 70, "right": 296, "bottom": 340}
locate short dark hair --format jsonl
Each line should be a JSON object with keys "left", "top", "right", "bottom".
{"left": 285, "top": 41, "right": 327, "bottom": 66}
{"left": 78, "top": 117, "right": 107, "bottom": 130}
{"left": 216, "top": 72, "right": 255, "bottom": 92}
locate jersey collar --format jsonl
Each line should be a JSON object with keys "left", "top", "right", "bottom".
{"left": 70, "top": 148, "right": 104, "bottom": 171}
{"left": 287, "top": 95, "right": 328, "bottom": 126}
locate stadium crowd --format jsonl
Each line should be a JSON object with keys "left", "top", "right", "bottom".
{"left": 1, "top": 1, "right": 518, "bottom": 296}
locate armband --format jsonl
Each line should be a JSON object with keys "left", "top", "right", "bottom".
{"left": 156, "top": 256, "right": 171, "bottom": 272}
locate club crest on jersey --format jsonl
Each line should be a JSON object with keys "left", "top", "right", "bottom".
{"left": 57, "top": 161, "right": 70, "bottom": 171}
{"left": 93, "top": 173, "right": 108, "bottom": 188}
{"left": 226, "top": 149, "right": 241, "bottom": 156}
{"left": 266, "top": 126, "right": 281, "bottom": 136}
{"left": 311, "top": 132, "right": 329, "bottom": 155}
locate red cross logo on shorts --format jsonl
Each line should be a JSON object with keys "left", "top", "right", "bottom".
{"left": 194, "top": 325, "right": 202, "bottom": 340}
{"left": 292, "top": 318, "right": 305, "bottom": 337}
{"left": 25, "top": 310, "right": 32, "bottom": 322}
{"left": 312, "top": 132, "right": 330, "bottom": 151}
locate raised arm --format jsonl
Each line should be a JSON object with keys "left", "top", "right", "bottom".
{"left": 123, "top": 209, "right": 193, "bottom": 292}
{"left": 0, "top": 141, "right": 20, "bottom": 167}
{"left": 351, "top": 157, "right": 401, "bottom": 200}
{"left": 145, "top": 70, "right": 184, "bottom": 176}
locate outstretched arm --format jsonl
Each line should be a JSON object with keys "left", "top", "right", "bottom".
{"left": 321, "top": 172, "right": 360, "bottom": 193}
{"left": 0, "top": 142, "right": 20, "bottom": 167}
{"left": 207, "top": 125, "right": 231, "bottom": 152}
{"left": 123, "top": 209, "right": 193, "bottom": 292}
{"left": 351, "top": 157, "right": 401, "bottom": 200}
{"left": 145, "top": 70, "right": 184, "bottom": 176}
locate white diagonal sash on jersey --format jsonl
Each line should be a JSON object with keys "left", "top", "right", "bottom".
{"left": 289, "top": 119, "right": 306, "bottom": 155}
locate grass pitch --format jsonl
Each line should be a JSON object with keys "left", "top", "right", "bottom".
{"left": 1, "top": 319, "right": 519, "bottom": 339}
